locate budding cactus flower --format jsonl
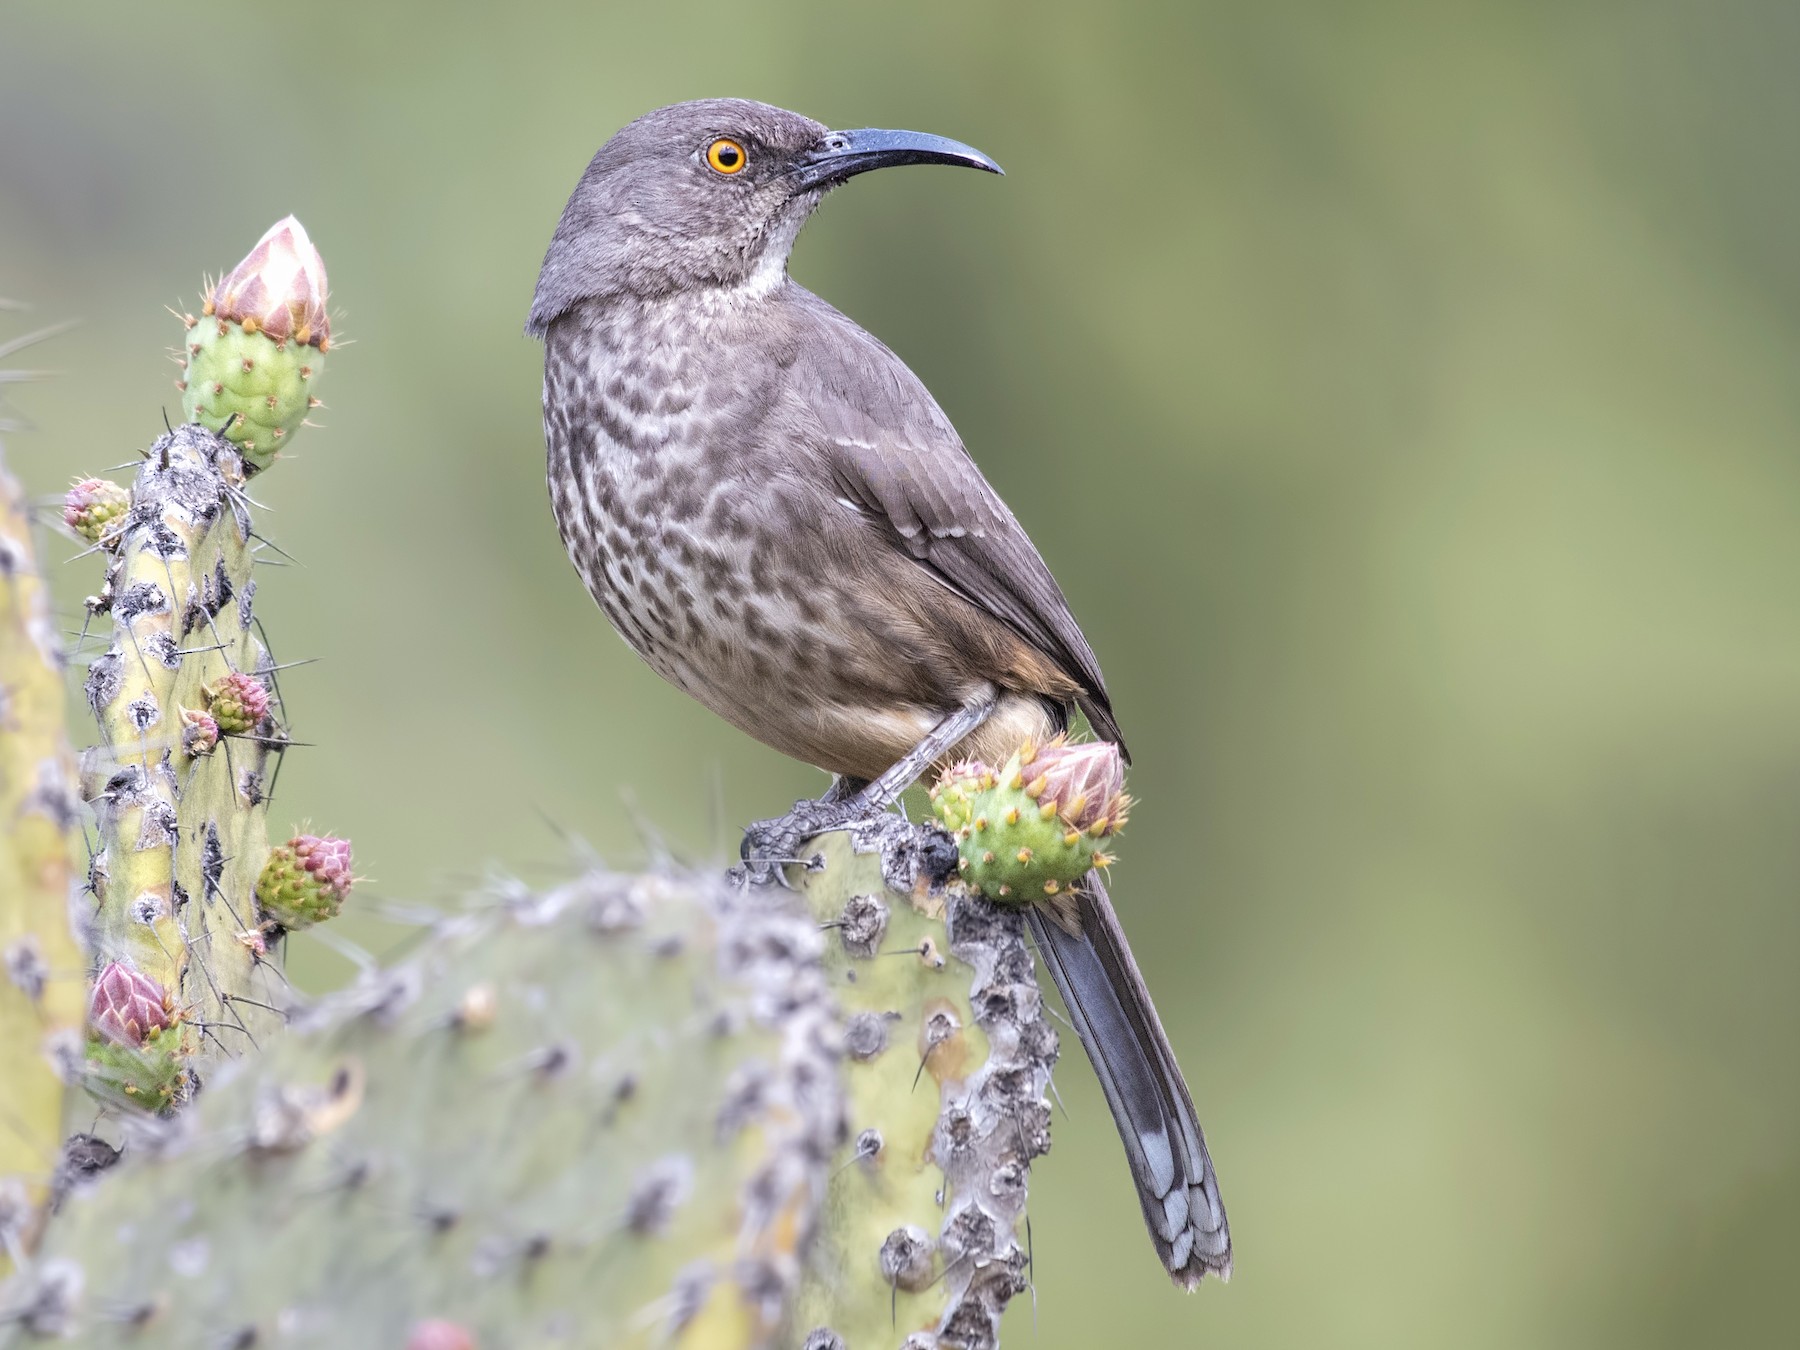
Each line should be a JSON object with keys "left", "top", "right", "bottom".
{"left": 207, "top": 215, "right": 331, "bottom": 348}
{"left": 63, "top": 477, "right": 130, "bottom": 545}
{"left": 203, "top": 671, "right": 270, "bottom": 736}
{"left": 929, "top": 737, "right": 1128, "bottom": 904}
{"left": 180, "top": 706, "right": 221, "bottom": 757}
{"left": 256, "top": 833, "right": 354, "bottom": 930}
{"left": 180, "top": 215, "right": 330, "bottom": 472}
{"left": 88, "top": 961, "right": 174, "bottom": 1046}
{"left": 85, "top": 964, "right": 187, "bottom": 1111}
{"left": 1018, "top": 735, "right": 1131, "bottom": 837}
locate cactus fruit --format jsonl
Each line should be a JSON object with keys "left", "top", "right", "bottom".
{"left": 178, "top": 217, "right": 329, "bottom": 472}
{"left": 78, "top": 422, "right": 291, "bottom": 1096}
{"left": 201, "top": 670, "right": 270, "bottom": 736}
{"left": 8, "top": 868, "right": 845, "bottom": 1348}
{"left": 80, "top": 1028, "right": 186, "bottom": 1114}
{"left": 255, "top": 833, "right": 354, "bottom": 930}
{"left": 929, "top": 737, "right": 1129, "bottom": 905}
{"left": 0, "top": 411, "right": 85, "bottom": 1274}
{"left": 60, "top": 479, "right": 128, "bottom": 546}
{"left": 792, "top": 830, "right": 1057, "bottom": 1349}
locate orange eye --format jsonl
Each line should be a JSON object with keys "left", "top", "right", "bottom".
{"left": 706, "top": 137, "right": 747, "bottom": 174}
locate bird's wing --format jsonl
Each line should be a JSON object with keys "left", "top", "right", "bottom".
{"left": 786, "top": 290, "right": 1124, "bottom": 752}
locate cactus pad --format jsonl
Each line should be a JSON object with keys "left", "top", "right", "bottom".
{"left": 7, "top": 869, "right": 844, "bottom": 1348}
{"left": 793, "top": 829, "right": 1058, "bottom": 1349}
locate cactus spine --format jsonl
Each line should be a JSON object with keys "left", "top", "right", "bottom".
{"left": 0, "top": 339, "right": 84, "bottom": 1271}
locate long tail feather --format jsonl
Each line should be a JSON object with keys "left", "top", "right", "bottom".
{"left": 1027, "top": 872, "right": 1231, "bottom": 1286}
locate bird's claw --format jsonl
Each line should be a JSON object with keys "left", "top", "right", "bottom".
{"left": 735, "top": 796, "right": 882, "bottom": 887}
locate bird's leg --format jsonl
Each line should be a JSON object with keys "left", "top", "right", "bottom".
{"left": 737, "top": 687, "right": 999, "bottom": 884}
{"left": 818, "top": 774, "right": 871, "bottom": 806}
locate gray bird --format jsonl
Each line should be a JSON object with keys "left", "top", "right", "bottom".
{"left": 528, "top": 98, "right": 1230, "bottom": 1287}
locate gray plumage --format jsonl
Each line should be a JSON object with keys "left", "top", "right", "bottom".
{"left": 529, "top": 97, "right": 1229, "bottom": 1286}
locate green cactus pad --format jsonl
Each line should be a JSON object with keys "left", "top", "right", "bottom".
{"left": 17, "top": 872, "right": 843, "bottom": 1349}
{"left": 931, "top": 750, "right": 1116, "bottom": 903}
{"left": 79, "top": 424, "right": 286, "bottom": 1097}
{"left": 791, "top": 829, "right": 1056, "bottom": 1349}
{"left": 179, "top": 319, "right": 321, "bottom": 471}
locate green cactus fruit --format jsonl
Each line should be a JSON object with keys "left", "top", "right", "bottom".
{"left": 60, "top": 478, "right": 129, "bottom": 545}
{"left": 930, "top": 736, "right": 1129, "bottom": 904}
{"left": 179, "top": 321, "right": 322, "bottom": 472}
{"left": 202, "top": 670, "right": 270, "bottom": 736}
{"left": 82, "top": 1026, "right": 187, "bottom": 1113}
{"left": 178, "top": 216, "right": 329, "bottom": 472}
{"left": 255, "top": 834, "right": 353, "bottom": 930}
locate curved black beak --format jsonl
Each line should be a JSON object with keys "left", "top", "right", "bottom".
{"left": 792, "top": 127, "right": 1003, "bottom": 192}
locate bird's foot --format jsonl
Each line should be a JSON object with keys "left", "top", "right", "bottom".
{"left": 733, "top": 795, "right": 887, "bottom": 887}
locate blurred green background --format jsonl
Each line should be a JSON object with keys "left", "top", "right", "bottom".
{"left": 5, "top": 0, "right": 1797, "bottom": 1344}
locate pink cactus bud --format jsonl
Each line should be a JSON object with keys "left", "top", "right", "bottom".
{"left": 180, "top": 707, "right": 220, "bottom": 756}
{"left": 205, "top": 215, "right": 331, "bottom": 349}
{"left": 1018, "top": 736, "right": 1131, "bottom": 836}
{"left": 203, "top": 671, "right": 270, "bottom": 736}
{"left": 89, "top": 961, "right": 173, "bottom": 1047}
{"left": 294, "top": 834, "right": 353, "bottom": 895}
{"left": 63, "top": 478, "right": 129, "bottom": 544}
{"left": 407, "top": 1321, "right": 476, "bottom": 1350}
{"left": 256, "top": 834, "right": 354, "bottom": 930}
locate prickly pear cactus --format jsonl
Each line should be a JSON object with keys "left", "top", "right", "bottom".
{"left": 1, "top": 826, "right": 1055, "bottom": 1348}
{"left": 0, "top": 388, "right": 84, "bottom": 1271}
{"left": 76, "top": 422, "right": 291, "bottom": 1094}
{"left": 2, "top": 870, "right": 843, "bottom": 1347}
{"left": 793, "top": 829, "right": 1057, "bottom": 1350}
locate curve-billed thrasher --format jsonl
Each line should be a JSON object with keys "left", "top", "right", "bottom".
{"left": 528, "top": 98, "right": 1230, "bottom": 1287}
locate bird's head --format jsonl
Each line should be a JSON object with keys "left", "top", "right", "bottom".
{"left": 526, "top": 98, "right": 1001, "bottom": 332}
